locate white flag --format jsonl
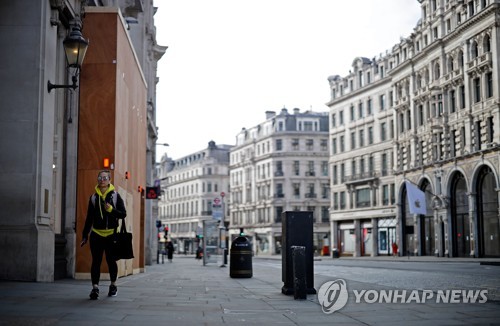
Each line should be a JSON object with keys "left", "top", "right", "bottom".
{"left": 406, "top": 181, "right": 427, "bottom": 215}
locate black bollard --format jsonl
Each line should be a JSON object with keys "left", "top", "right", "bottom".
{"left": 281, "top": 211, "right": 316, "bottom": 295}
{"left": 292, "top": 246, "right": 306, "bottom": 300}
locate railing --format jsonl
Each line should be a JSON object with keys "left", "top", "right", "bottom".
{"left": 305, "top": 193, "right": 317, "bottom": 198}
{"left": 344, "top": 171, "right": 378, "bottom": 182}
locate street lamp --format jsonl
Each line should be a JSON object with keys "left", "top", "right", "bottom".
{"left": 156, "top": 143, "right": 169, "bottom": 147}
{"left": 47, "top": 25, "right": 89, "bottom": 93}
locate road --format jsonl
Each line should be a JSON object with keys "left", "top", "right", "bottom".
{"left": 255, "top": 258, "right": 500, "bottom": 302}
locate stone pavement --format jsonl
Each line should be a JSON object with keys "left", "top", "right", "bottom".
{"left": 0, "top": 255, "right": 499, "bottom": 325}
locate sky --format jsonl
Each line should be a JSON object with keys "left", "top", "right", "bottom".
{"left": 152, "top": 0, "right": 422, "bottom": 160}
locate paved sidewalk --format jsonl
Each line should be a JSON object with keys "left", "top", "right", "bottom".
{"left": 0, "top": 256, "right": 499, "bottom": 325}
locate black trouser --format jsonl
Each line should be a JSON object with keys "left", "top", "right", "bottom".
{"left": 89, "top": 231, "right": 117, "bottom": 285}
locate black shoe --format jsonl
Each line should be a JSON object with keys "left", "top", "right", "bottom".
{"left": 89, "top": 288, "right": 99, "bottom": 300}
{"left": 108, "top": 284, "right": 117, "bottom": 297}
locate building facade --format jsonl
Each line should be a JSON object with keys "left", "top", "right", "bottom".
{"left": 157, "top": 141, "right": 231, "bottom": 255}
{"left": 0, "top": 0, "right": 164, "bottom": 281}
{"left": 229, "top": 108, "right": 331, "bottom": 256}
{"left": 327, "top": 0, "right": 500, "bottom": 258}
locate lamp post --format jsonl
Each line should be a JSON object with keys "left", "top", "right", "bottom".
{"left": 47, "top": 25, "right": 89, "bottom": 93}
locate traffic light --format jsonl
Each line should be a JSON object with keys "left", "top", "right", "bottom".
{"left": 164, "top": 226, "right": 169, "bottom": 239}
{"left": 239, "top": 228, "right": 245, "bottom": 236}
{"left": 156, "top": 220, "right": 161, "bottom": 228}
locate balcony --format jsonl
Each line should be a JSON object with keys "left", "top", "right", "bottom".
{"left": 305, "top": 193, "right": 317, "bottom": 198}
{"left": 274, "top": 171, "right": 284, "bottom": 177}
{"left": 467, "top": 52, "right": 492, "bottom": 73}
{"left": 274, "top": 193, "right": 284, "bottom": 198}
{"left": 305, "top": 171, "right": 315, "bottom": 177}
{"left": 344, "top": 171, "right": 378, "bottom": 185}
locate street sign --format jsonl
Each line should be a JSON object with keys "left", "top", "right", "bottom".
{"left": 220, "top": 192, "right": 225, "bottom": 197}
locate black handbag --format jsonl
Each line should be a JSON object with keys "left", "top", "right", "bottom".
{"left": 112, "top": 220, "right": 134, "bottom": 261}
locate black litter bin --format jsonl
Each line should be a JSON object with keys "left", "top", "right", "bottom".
{"left": 229, "top": 236, "right": 252, "bottom": 278}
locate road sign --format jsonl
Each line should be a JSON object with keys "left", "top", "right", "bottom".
{"left": 220, "top": 192, "right": 225, "bottom": 197}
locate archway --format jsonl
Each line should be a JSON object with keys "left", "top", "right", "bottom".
{"left": 476, "top": 166, "right": 500, "bottom": 257}
{"left": 450, "top": 172, "right": 469, "bottom": 257}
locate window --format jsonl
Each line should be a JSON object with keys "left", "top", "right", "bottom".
{"left": 351, "top": 159, "right": 357, "bottom": 177}
{"left": 340, "top": 163, "right": 345, "bottom": 182}
{"left": 351, "top": 132, "right": 356, "bottom": 149}
{"left": 331, "top": 113, "right": 336, "bottom": 127}
{"left": 332, "top": 137, "right": 337, "bottom": 154}
{"left": 381, "top": 153, "right": 388, "bottom": 176}
{"left": 358, "top": 102, "right": 364, "bottom": 118}
{"left": 293, "top": 161, "right": 300, "bottom": 176}
{"left": 293, "top": 183, "right": 300, "bottom": 198}
{"left": 350, "top": 105, "right": 355, "bottom": 121}
{"left": 471, "top": 41, "right": 478, "bottom": 59}
{"left": 474, "top": 77, "right": 481, "bottom": 103}
{"left": 340, "top": 135, "right": 345, "bottom": 152}
{"left": 276, "top": 183, "right": 283, "bottom": 197}
{"left": 380, "top": 94, "right": 386, "bottom": 110}
{"left": 451, "top": 129, "right": 457, "bottom": 157}
{"left": 321, "top": 206, "right": 329, "bottom": 222}
{"left": 367, "top": 99, "right": 372, "bottom": 115}
{"left": 333, "top": 192, "right": 339, "bottom": 210}
{"left": 418, "top": 105, "right": 424, "bottom": 126}
{"left": 321, "top": 139, "right": 328, "bottom": 151}
{"left": 460, "top": 85, "right": 466, "bottom": 109}
{"left": 399, "top": 113, "right": 405, "bottom": 133}
{"left": 475, "top": 121, "right": 482, "bottom": 150}
{"left": 368, "top": 126, "right": 374, "bottom": 144}
{"left": 333, "top": 165, "right": 338, "bottom": 185}
{"left": 381, "top": 122, "right": 387, "bottom": 141}
{"left": 356, "top": 188, "right": 370, "bottom": 208}
{"left": 382, "top": 185, "right": 389, "bottom": 205}
{"left": 292, "top": 138, "right": 299, "bottom": 150}
{"left": 487, "top": 116, "right": 494, "bottom": 143}
{"left": 304, "top": 121, "right": 314, "bottom": 131}
{"left": 450, "top": 90, "right": 456, "bottom": 113}
{"left": 306, "top": 139, "right": 314, "bottom": 150}
{"left": 339, "top": 111, "right": 344, "bottom": 125}
{"left": 307, "top": 161, "right": 315, "bottom": 176}
{"left": 321, "top": 161, "right": 328, "bottom": 176}
{"left": 359, "top": 129, "right": 365, "bottom": 147}
{"left": 486, "top": 72, "right": 493, "bottom": 98}
{"left": 276, "top": 139, "right": 283, "bottom": 151}
{"left": 340, "top": 191, "right": 346, "bottom": 209}
{"left": 276, "top": 161, "right": 283, "bottom": 176}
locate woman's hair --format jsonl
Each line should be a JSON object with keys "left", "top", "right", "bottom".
{"left": 98, "top": 170, "right": 112, "bottom": 178}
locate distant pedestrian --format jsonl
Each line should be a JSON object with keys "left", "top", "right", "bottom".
{"left": 166, "top": 241, "right": 174, "bottom": 262}
{"left": 196, "top": 246, "right": 203, "bottom": 260}
{"left": 80, "top": 170, "right": 127, "bottom": 300}
{"left": 391, "top": 242, "right": 398, "bottom": 257}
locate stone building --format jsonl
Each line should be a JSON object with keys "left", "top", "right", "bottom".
{"left": 157, "top": 141, "right": 231, "bottom": 255}
{"left": 229, "top": 108, "right": 331, "bottom": 255}
{"left": 327, "top": 0, "right": 500, "bottom": 258}
{"left": 0, "top": 0, "right": 165, "bottom": 281}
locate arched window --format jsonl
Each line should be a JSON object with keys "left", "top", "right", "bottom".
{"left": 483, "top": 34, "right": 491, "bottom": 53}
{"left": 471, "top": 41, "right": 478, "bottom": 59}
{"left": 447, "top": 56, "right": 454, "bottom": 73}
{"left": 434, "top": 62, "right": 441, "bottom": 80}
{"left": 458, "top": 50, "right": 464, "bottom": 67}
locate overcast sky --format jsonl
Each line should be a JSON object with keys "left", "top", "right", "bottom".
{"left": 152, "top": 0, "right": 422, "bottom": 160}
